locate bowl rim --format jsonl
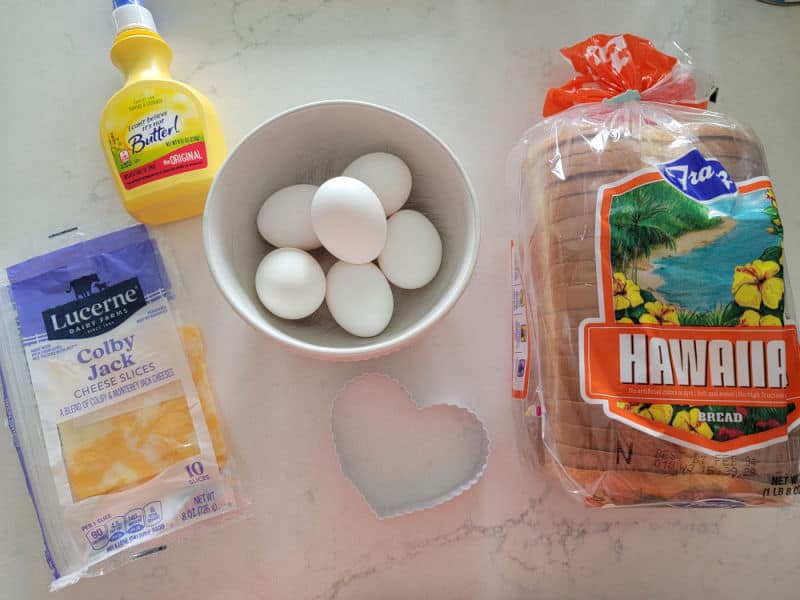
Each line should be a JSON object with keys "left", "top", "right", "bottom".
{"left": 203, "top": 99, "right": 480, "bottom": 361}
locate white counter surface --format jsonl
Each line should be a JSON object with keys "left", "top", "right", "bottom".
{"left": 1, "top": 1, "right": 799, "bottom": 598}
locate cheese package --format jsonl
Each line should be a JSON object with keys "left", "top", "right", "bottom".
{"left": 0, "top": 225, "right": 241, "bottom": 589}
{"left": 511, "top": 35, "right": 800, "bottom": 507}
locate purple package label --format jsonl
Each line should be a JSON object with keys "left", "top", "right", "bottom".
{"left": 6, "top": 225, "right": 172, "bottom": 344}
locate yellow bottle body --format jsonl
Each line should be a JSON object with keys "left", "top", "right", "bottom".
{"left": 100, "top": 29, "right": 226, "bottom": 224}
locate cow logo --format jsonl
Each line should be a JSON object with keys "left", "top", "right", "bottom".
{"left": 66, "top": 274, "right": 108, "bottom": 300}
{"left": 42, "top": 275, "right": 146, "bottom": 340}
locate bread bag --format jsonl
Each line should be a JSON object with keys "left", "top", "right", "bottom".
{"left": 511, "top": 34, "right": 799, "bottom": 507}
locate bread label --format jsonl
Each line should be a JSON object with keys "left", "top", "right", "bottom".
{"left": 511, "top": 241, "right": 533, "bottom": 402}
{"left": 579, "top": 169, "right": 798, "bottom": 455}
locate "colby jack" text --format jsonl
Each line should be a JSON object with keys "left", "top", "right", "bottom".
{"left": 77, "top": 335, "right": 136, "bottom": 381}
{"left": 619, "top": 333, "right": 788, "bottom": 388}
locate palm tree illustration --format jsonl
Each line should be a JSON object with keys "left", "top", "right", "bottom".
{"left": 610, "top": 187, "right": 676, "bottom": 282}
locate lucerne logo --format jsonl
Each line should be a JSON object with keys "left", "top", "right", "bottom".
{"left": 42, "top": 275, "right": 146, "bottom": 340}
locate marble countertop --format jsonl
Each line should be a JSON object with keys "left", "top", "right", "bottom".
{"left": 2, "top": 1, "right": 800, "bottom": 598}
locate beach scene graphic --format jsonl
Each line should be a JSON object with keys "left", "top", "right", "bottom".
{"left": 609, "top": 181, "right": 785, "bottom": 327}
{"left": 607, "top": 181, "right": 792, "bottom": 444}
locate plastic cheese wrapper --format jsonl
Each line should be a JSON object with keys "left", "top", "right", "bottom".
{"left": 0, "top": 225, "right": 243, "bottom": 589}
{"left": 510, "top": 34, "right": 800, "bottom": 507}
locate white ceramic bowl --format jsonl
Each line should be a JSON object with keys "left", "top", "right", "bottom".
{"left": 203, "top": 100, "right": 479, "bottom": 360}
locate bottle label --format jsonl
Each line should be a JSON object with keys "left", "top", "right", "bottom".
{"left": 104, "top": 85, "right": 208, "bottom": 190}
{"left": 579, "top": 162, "right": 798, "bottom": 456}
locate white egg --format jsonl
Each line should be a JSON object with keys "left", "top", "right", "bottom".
{"left": 257, "top": 184, "right": 321, "bottom": 250}
{"left": 254, "top": 248, "right": 326, "bottom": 320}
{"left": 326, "top": 262, "right": 394, "bottom": 337}
{"left": 378, "top": 210, "right": 443, "bottom": 289}
{"left": 342, "top": 152, "right": 412, "bottom": 216}
{"left": 311, "top": 177, "right": 387, "bottom": 264}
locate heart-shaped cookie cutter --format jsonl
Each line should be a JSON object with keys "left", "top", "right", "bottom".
{"left": 332, "top": 373, "right": 490, "bottom": 519}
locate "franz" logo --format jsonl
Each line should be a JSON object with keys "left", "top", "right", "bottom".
{"left": 659, "top": 149, "right": 737, "bottom": 202}
{"left": 42, "top": 276, "right": 146, "bottom": 340}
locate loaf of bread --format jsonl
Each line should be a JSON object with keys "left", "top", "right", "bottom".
{"left": 517, "top": 102, "right": 799, "bottom": 505}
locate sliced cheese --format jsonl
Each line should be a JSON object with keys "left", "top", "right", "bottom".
{"left": 59, "top": 325, "right": 226, "bottom": 502}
